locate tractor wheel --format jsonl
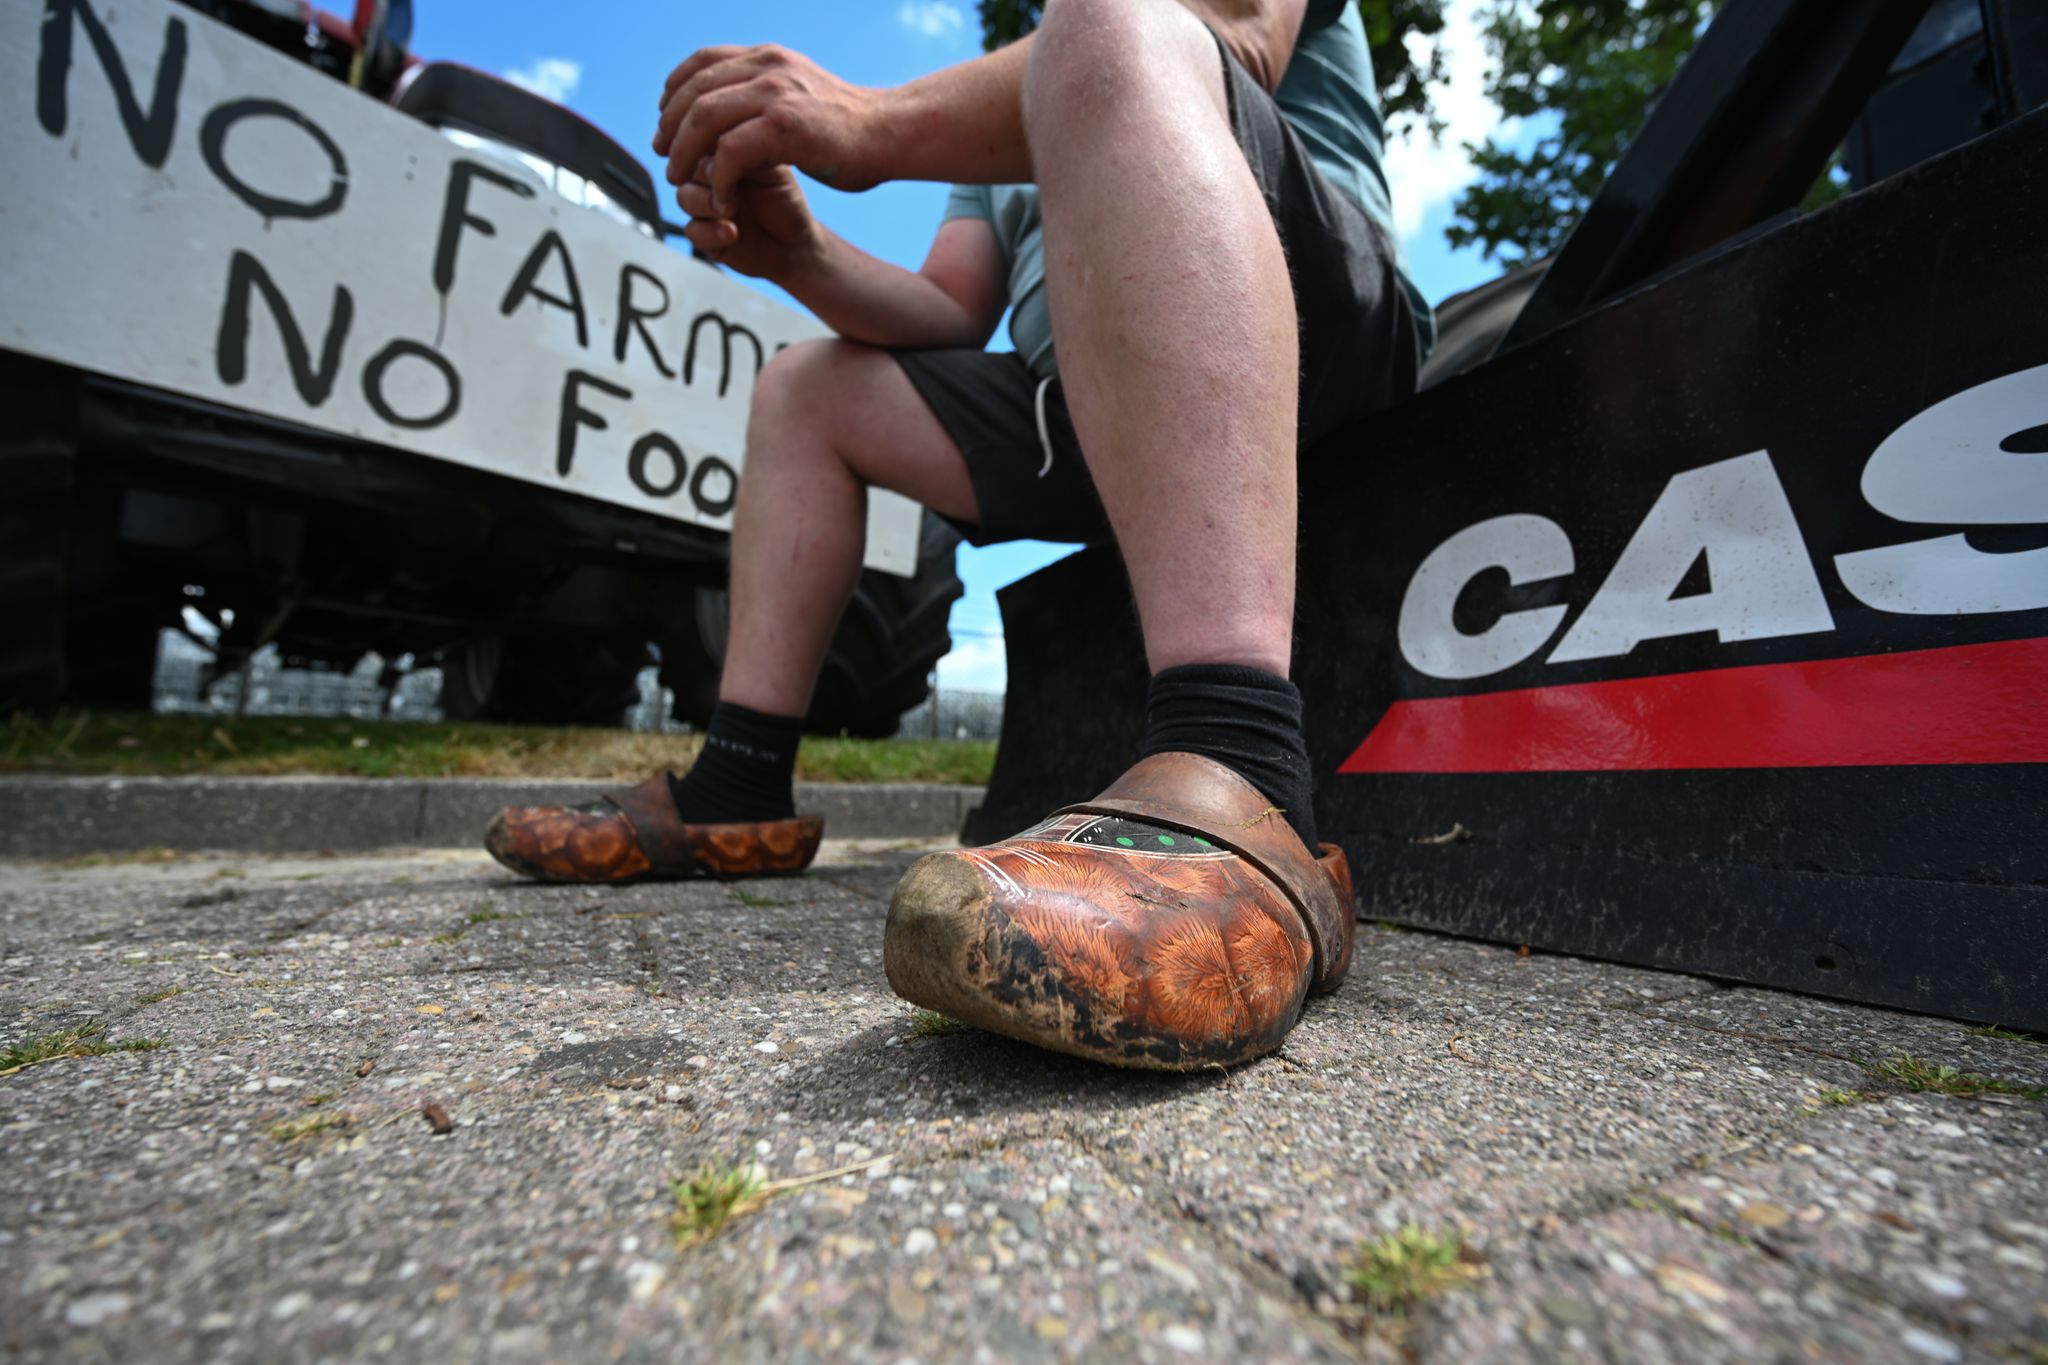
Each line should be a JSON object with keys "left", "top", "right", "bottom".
{"left": 660, "top": 512, "right": 963, "bottom": 738}
{"left": 0, "top": 357, "right": 77, "bottom": 710}
{"left": 434, "top": 638, "right": 504, "bottom": 722}
{"left": 438, "top": 637, "right": 647, "bottom": 728}
{"left": 59, "top": 592, "right": 171, "bottom": 712}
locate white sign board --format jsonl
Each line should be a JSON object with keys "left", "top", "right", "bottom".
{"left": 0, "top": 0, "right": 923, "bottom": 575}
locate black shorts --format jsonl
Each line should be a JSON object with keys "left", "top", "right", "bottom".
{"left": 893, "top": 29, "right": 1422, "bottom": 548}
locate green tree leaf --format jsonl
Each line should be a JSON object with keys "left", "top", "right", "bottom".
{"left": 1448, "top": 0, "right": 1717, "bottom": 263}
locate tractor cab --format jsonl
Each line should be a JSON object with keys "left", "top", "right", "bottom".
{"left": 176, "top": 0, "right": 662, "bottom": 236}
{"left": 179, "top": 0, "right": 413, "bottom": 96}
{"left": 395, "top": 64, "right": 663, "bottom": 238}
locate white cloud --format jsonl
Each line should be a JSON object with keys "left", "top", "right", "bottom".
{"left": 936, "top": 635, "right": 1006, "bottom": 693}
{"left": 1380, "top": 0, "right": 1515, "bottom": 247}
{"left": 897, "top": 0, "right": 967, "bottom": 40}
{"left": 504, "top": 57, "right": 583, "bottom": 104}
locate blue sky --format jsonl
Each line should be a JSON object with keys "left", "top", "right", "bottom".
{"left": 410, "top": 0, "right": 1518, "bottom": 693}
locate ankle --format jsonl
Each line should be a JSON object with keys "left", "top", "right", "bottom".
{"left": 668, "top": 701, "right": 803, "bottom": 824}
{"left": 1138, "top": 663, "right": 1317, "bottom": 851}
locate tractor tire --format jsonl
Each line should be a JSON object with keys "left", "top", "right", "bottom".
{"left": 59, "top": 592, "right": 171, "bottom": 713}
{"left": 435, "top": 638, "right": 504, "bottom": 722}
{"left": 439, "top": 637, "right": 646, "bottom": 728}
{"left": 0, "top": 356, "right": 78, "bottom": 710}
{"left": 660, "top": 511, "right": 963, "bottom": 738}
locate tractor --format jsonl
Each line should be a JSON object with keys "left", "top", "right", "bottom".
{"left": 1, "top": 0, "right": 962, "bottom": 734}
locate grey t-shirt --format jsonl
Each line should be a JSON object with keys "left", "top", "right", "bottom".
{"left": 944, "top": 0, "right": 1428, "bottom": 381}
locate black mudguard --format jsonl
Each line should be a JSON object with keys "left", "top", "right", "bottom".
{"left": 971, "top": 110, "right": 2048, "bottom": 1029}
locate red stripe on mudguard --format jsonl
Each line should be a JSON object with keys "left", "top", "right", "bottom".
{"left": 1340, "top": 637, "right": 2048, "bottom": 773}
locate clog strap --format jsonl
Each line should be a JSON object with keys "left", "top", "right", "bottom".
{"left": 602, "top": 772, "right": 703, "bottom": 874}
{"left": 1055, "top": 751, "right": 1356, "bottom": 990}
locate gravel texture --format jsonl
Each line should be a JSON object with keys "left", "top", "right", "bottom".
{"left": 1, "top": 843, "right": 2043, "bottom": 1362}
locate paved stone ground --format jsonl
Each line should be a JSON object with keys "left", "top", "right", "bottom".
{"left": 1, "top": 842, "right": 2043, "bottom": 1364}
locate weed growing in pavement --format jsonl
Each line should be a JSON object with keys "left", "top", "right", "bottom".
{"left": 1861, "top": 1053, "right": 2045, "bottom": 1101}
{"left": 0, "top": 1022, "right": 162, "bottom": 1070}
{"left": 907, "top": 1010, "right": 968, "bottom": 1040}
{"left": 430, "top": 903, "right": 523, "bottom": 945}
{"left": 1968, "top": 1024, "right": 2041, "bottom": 1044}
{"left": 267, "top": 1111, "right": 352, "bottom": 1143}
{"left": 729, "top": 889, "right": 782, "bottom": 909}
{"left": 372, "top": 937, "right": 405, "bottom": 949}
{"left": 1345, "top": 1225, "right": 1486, "bottom": 1315}
{"left": 1812, "top": 1088, "right": 1864, "bottom": 1106}
{"left": 671, "top": 1158, "right": 771, "bottom": 1247}
{"left": 133, "top": 985, "right": 191, "bottom": 1005}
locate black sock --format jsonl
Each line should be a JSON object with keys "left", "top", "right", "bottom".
{"left": 668, "top": 701, "right": 803, "bottom": 823}
{"left": 1137, "top": 663, "right": 1318, "bottom": 852}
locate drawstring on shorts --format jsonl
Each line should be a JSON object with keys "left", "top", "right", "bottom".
{"left": 1033, "top": 376, "right": 1056, "bottom": 479}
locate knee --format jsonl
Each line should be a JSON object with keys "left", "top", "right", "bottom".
{"left": 747, "top": 338, "right": 837, "bottom": 449}
{"left": 1024, "top": 0, "right": 1202, "bottom": 131}
{"left": 745, "top": 337, "right": 871, "bottom": 467}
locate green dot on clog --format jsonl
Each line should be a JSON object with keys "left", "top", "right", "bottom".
{"left": 1156, "top": 834, "right": 1176, "bottom": 847}
{"left": 1192, "top": 836, "right": 1212, "bottom": 847}
{"left": 1115, "top": 836, "right": 1135, "bottom": 847}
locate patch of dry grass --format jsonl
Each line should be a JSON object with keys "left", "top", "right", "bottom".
{"left": 0, "top": 1022, "right": 165, "bottom": 1072}
{"left": 5, "top": 711, "right": 994, "bottom": 784}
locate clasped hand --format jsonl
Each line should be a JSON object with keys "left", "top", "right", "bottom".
{"left": 655, "top": 44, "right": 888, "bottom": 279}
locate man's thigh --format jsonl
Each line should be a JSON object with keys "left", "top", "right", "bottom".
{"left": 1212, "top": 39, "right": 1421, "bottom": 444}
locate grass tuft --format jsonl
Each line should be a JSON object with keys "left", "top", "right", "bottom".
{"left": 907, "top": 1010, "right": 968, "bottom": 1040}
{"left": 43, "top": 846, "right": 184, "bottom": 870}
{"left": 1345, "top": 1225, "right": 1486, "bottom": 1315}
{"left": 1812, "top": 1088, "right": 1864, "bottom": 1107}
{"left": 267, "top": 1111, "right": 352, "bottom": 1143}
{"left": 5, "top": 709, "right": 995, "bottom": 784}
{"left": 1861, "top": 1053, "right": 2045, "bottom": 1101}
{"left": 0, "top": 1022, "right": 163, "bottom": 1070}
{"left": 134, "top": 985, "right": 192, "bottom": 1005}
{"left": 671, "top": 1157, "right": 771, "bottom": 1247}
{"left": 1968, "top": 1024, "right": 2041, "bottom": 1044}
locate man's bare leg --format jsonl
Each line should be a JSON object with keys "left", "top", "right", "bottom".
{"left": 482, "top": 338, "right": 978, "bottom": 882}
{"left": 716, "top": 337, "right": 978, "bottom": 717}
{"left": 1025, "top": 0, "right": 1299, "bottom": 679}
{"left": 885, "top": 11, "right": 1351, "bottom": 1066}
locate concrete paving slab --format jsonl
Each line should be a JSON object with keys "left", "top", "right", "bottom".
{"left": 0, "top": 845, "right": 2041, "bottom": 1362}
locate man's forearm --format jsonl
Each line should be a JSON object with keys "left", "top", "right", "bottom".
{"left": 868, "top": 37, "right": 1036, "bottom": 187}
{"left": 779, "top": 231, "right": 995, "bottom": 351}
